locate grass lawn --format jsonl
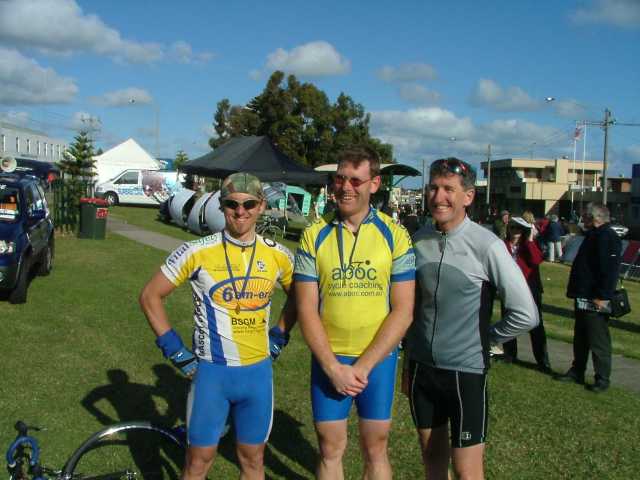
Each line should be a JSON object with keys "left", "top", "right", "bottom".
{"left": 1, "top": 229, "right": 640, "bottom": 478}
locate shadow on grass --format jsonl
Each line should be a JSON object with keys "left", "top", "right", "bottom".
{"left": 610, "top": 318, "right": 640, "bottom": 334}
{"left": 264, "top": 409, "right": 316, "bottom": 479}
{"left": 542, "top": 304, "right": 574, "bottom": 319}
{"left": 79, "top": 365, "right": 190, "bottom": 477}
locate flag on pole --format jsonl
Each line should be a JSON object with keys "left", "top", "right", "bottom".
{"left": 574, "top": 125, "right": 583, "bottom": 140}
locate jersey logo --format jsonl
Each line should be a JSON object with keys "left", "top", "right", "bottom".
{"left": 331, "top": 260, "right": 377, "bottom": 281}
{"left": 256, "top": 260, "right": 267, "bottom": 272}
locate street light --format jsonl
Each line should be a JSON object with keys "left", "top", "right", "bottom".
{"left": 129, "top": 98, "right": 160, "bottom": 159}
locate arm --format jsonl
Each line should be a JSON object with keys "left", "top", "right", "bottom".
{"left": 295, "top": 280, "right": 367, "bottom": 396}
{"left": 139, "top": 270, "right": 197, "bottom": 377}
{"left": 354, "top": 280, "right": 415, "bottom": 379}
{"left": 269, "top": 284, "right": 297, "bottom": 360}
{"left": 487, "top": 242, "right": 539, "bottom": 344}
{"left": 521, "top": 239, "right": 544, "bottom": 267}
{"left": 139, "top": 270, "right": 177, "bottom": 337}
{"left": 594, "top": 229, "right": 622, "bottom": 302}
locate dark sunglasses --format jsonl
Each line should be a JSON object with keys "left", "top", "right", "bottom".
{"left": 333, "top": 174, "right": 372, "bottom": 188}
{"left": 431, "top": 159, "right": 469, "bottom": 177}
{"left": 221, "top": 199, "right": 261, "bottom": 210}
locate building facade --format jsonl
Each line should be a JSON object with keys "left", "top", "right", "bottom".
{"left": 0, "top": 122, "right": 67, "bottom": 164}
{"left": 477, "top": 157, "right": 630, "bottom": 222}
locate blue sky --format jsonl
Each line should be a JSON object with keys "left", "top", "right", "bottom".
{"left": 1, "top": 0, "right": 639, "bottom": 187}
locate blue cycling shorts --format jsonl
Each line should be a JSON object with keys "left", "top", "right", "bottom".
{"left": 311, "top": 349, "right": 398, "bottom": 422}
{"left": 186, "top": 357, "right": 273, "bottom": 446}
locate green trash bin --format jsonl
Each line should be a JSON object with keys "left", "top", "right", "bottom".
{"left": 78, "top": 197, "right": 109, "bottom": 239}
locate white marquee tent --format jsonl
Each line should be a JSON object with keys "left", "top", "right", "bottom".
{"left": 93, "top": 138, "right": 160, "bottom": 184}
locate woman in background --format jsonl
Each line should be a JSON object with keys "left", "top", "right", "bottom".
{"left": 502, "top": 216, "right": 552, "bottom": 374}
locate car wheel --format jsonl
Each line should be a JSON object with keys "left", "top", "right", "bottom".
{"left": 37, "top": 240, "right": 54, "bottom": 276}
{"left": 105, "top": 192, "right": 119, "bottom": 206}
{"left": 8, "top": 261, "right": 29, "bottom": 304}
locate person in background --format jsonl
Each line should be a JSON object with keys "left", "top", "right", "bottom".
{"left": 493, "top": 210, "right": 510, "bottom": 240}
{"left": 555, "top": 203, "right": 622, "bottom": 393}
{"left": 545, "top": 214, "right": 564, "bottom": 262}
{"left": 522, "top": 211, "right": 538, "bottom": 239}
{"left": 502, "top": 217, "right": 552, "bottom": 373}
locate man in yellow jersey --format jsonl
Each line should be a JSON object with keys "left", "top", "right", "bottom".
{"left": 140, "top": 173, "right": 295, "bottom": 480}
{"left": 295, "top": 146, "right": 416, "bottom": 479}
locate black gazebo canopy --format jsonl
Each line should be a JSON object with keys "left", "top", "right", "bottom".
{"left": 182, "top": 136, "right": 327, "bottom": 185}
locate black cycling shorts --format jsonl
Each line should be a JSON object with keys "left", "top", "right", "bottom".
{"left": 407, "top": 360, "right": 488, "bottom": 448}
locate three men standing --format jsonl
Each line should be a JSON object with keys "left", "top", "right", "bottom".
{"left": 295, "top": 146, "right": 416, "bottom": 479}
{"left": 404, "top": 158, "right": 538, "bottom": 479}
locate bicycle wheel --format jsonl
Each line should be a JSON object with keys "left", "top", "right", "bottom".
{"left": 61, "top": 422, "right": 185, "bottom": 480}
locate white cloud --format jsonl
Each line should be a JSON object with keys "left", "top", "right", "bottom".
{"left": 169, "top": 41, "right": 215, "bottom": 64}
{"left": 377, "top": 63, "right": 437, "bottom": 82}
{"left": 469, "top": 79, "right": 541, "bottom": 112}
{"left": 570, "top": 0, "right": 640, "bottom": 29}
{"left": 0, "top": 0, "right": 212, "bottom": 65}
{"left": 0, "top": 0, "right": 163, "bottom": 63}
{"left": 91, "top": 88, "right": 154, "bottom": 107}
{"left": 370, "top": 106, "right": 564, "bottom": 169}
{"left": 262, "top": 41, "right": 351, "bottom": 77}
{"left": 0, "top": 111, "right": 31, "bottom": 126}
{"left": 398, "top": 84, "right": 441, "bottom": 105}
{"left": 0, "top": 47, "right": 78, "bottom": 105}
{"left": 551, "top": 99, "right": 588, "bottom": 119}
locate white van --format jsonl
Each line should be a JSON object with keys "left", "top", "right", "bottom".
{"left": 95, "top": 169, "right": 185, "bottom": 206}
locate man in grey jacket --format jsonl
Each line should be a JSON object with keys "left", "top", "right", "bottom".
{"left": 404, "top": 158, "right": 538, "bottom": 480}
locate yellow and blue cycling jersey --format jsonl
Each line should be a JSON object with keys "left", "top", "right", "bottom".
{"left": 161, "top": 231, "right": 294, "bottom": 366}
{"left": 294, "top": 208, "right": 415, "bottom": 356}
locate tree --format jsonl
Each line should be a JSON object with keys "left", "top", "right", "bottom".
{"left": 58, "top": 131, "right": 96, "bottom": 180}
{"left": 209, "top": 71, "right": 393, "bottom": 167}
{"left": 174, "top": 150, "right": 189, "bottom": 171}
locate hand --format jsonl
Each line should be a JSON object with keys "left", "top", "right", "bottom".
{"left": 269, "top": 326, "right": 290, "bottom": 361}
{"left": 328, "top": 364, "right": 368, "bottom": 397}
{"left": 593, "top": 298, "right": 608, "bottom": 311}
{"left": 169, "top": 347, "right": 198, "bottom": 378}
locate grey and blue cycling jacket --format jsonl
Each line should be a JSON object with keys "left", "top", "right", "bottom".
{"left": 405, "top": 216, "right": 539, "bottom": 374}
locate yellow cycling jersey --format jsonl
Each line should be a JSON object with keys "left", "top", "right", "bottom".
{"left": 161, "top": 231, "right": 294, "bottom": 366}
{"left": 294, "top": 208, "right": 415, "bottom": 356}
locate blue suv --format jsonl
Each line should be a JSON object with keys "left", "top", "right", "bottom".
{"left": 0, "top": 173, "right": 54, "bottom": 303}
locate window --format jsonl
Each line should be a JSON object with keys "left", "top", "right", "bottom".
{"left": 37, "top": 141, "right": 40, "bottom": 155}
{"left": 115, "top": 171, "right": 139, "bottom": 185}
{"left": 26, "top": 139, "right": 31, "bottom": 153}
{"left": 16, "top": 137, "right": 20, "bottom": 152}
{"left": 1, "top": 134, "right": 5, "bottom": 152}
{"left": 44, "top": 143, "right": 48, "bottom": 156}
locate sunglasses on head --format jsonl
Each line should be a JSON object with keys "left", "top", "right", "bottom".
{"left": 221, "top": 199, "right": 261, "bottom": 210}
{"left": 431, "top": 158, "right": 469, "bottom": 177}
{"left": 333, "top": 174, "right": 371, "bottom": 188}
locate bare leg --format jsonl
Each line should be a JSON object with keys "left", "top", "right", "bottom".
{"left": 182, "top": 445, "right": 216, "bottom": 480}
{"left": 236, "top": 442, "right": 266, "bottom": 480}
{"left": 451, "top": 444, "right": 485, "bottom": 480}
{"left": 315, "top": 420, "right": 348, "bottom": 480}
{"left": 417, "top": 426, "right": 451, "bottom": 480}
{"left": 358, "top": 419, "right": 392, "bottom": 480}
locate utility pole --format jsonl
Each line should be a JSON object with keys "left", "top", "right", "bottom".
{"left": 485, "top": 144, "right": 491, "bottom": 213}
{"left": 602, "top": 108, "right": 611, "bottom": 205}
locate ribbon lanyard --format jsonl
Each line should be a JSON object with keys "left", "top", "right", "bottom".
{"left": 337, "top": 223, "right": 360, "bottom": 285}
{"left": 222, "top": 233, "right": 257, "bottom": 314}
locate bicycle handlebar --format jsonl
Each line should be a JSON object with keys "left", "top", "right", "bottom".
{"left": 5, "top": 435, "right": 40, "bottom": 468}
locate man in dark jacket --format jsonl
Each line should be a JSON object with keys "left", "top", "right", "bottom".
{"left": 555, "top": 203, "right": 622, "bottom": 393}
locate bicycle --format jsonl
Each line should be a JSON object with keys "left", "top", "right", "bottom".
{"left": 256, "top": 214, "right": 285, "bottom": 240}
{"left": 6, "top": 420, "right": 185, "bottom": 479}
